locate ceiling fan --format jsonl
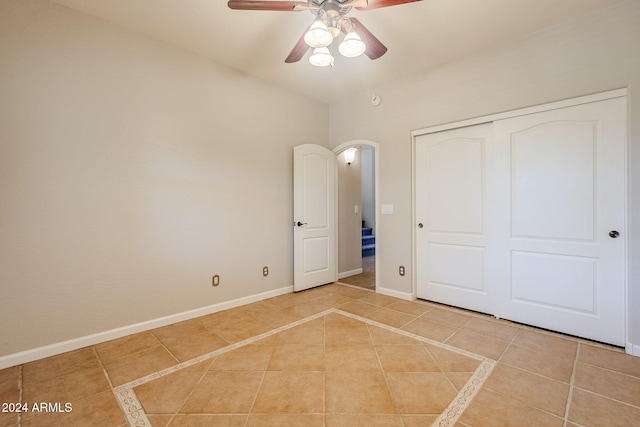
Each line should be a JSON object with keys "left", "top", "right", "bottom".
{"left": 227, "top": 0, "right": 421, "bottom": 66}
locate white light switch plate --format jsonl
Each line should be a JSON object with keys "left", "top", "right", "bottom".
{"left": 381, "top": 204, "right": 394, "bottom": 215}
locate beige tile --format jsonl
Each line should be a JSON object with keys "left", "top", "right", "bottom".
{"left": 286, "top": 299, "right": 334, "bottom": 318}
{"left": 356, "top": 293, "right": 398, "bottom": 307}
{"left": 387, "top": 372, "right": 457, "bottom": 414}
{"left": 574, "top": 362, "right": 640, "bottom": 407}
{"left": 568, "top": 388, "right": 640, "bottom": 427}
{"left": 153, "top": 321, "right": 229, "bottom": 362}
{"left": 375, "top": 345, "right": 440, "bottom": 372}
{"left": 385, "top": 300, "right": 433, "bottom": 317}
{"left": 401, "top": 316, "right": 458, "bottom": 342}
{"left": 168, "top": 414, "right": 247, "bottom": 426}
{"left": 21, "top": 390, "right": 126, "bottom": 427}
{"left": 326, "top": 414, "right": 404, "bottom": 427}
{"left": 198, "top": 309, "right": 243, "bottom": 328}
{"left": 579, "top": 343, "right": 640, "bottom": 378}
{"left": 325, "top": 371, "right": 396, "bottom": 414}
{"left": 324, "top": 311, "right": 363, "bottom": 326}
{"left": 0, "top": 366, "right": 20, "bottom": 425}
{"left": 483, "top": 363, "right": 569, "bottom": 416}
{"left": 209, "top": 344, "right": 274, "bottom": 371}
{"left": 335, "top": 300, "right": 380, "bottom": 317}
{"left": 459, "top": 388, "right": 564, "bottom": 427}
{"left": 268, "top": 344, "right": 324, "bottom": 371}
{"left": 247, "top": 414, "right": 324, "bottom": 427}
{"left": 95, "top": 331, "right": 162, "bottom": 363}
{"left": 102, "top": 345, "right": 178, "bottom": 386}
{"left": 368, "top": 325, "right": 423, "bottom": 345}
{"left": 272, "top": 317, "right": 324, "bottom": 345}
{"left": 445, "top": 329, "right": 509, "bottom": 359}
{"left": 22, "top": 347, "right": 99, "bottom": 382}
{"left": 313, "top": 292, "right": 354, "bottom": 307}
{"left": 512, "top": 329, "right": 578, "bottom": 358}
{"left": 201, "top": 315, "right": 273, "bottom": 343}
{"left": 323, "top": 284, "right": 371, "bottom": 299}
{"left": 365, "top": 308, "right": 415, "bottom": 328}
{"left": 0, "top": 367, "right": 19, "bottom": 427}
{"left": 445, "top": 372, "right": 473, "bottom": 391}
{"left": 146, "top": 414, "right": 174, "bottom": 427}
{"left": 423, "top": 343, "right": 481, "bottom": 372}
{"left": 420, "top": 308, "right": 472, "bottom": 328}
{"left": 325, "top": 323, "right": 372, "bottom": 345}
{"left": 22, "top": 364, "right": 110, "bottom": 406}
{"left": 462, "top": 316, "right": 519, "bottom": 342}
{"left": 252, "top": 371, "right": 324, "bottom": 414}
{"left": 180, "top": 371, "right": 263, "bottom": 414}
{"left": 135, "top": 370, "right": 203, "bottom": 414}
{"left": 401, "top": 415, "right": 440, "bottom": 427}
{"left": 325, "top": 344, "right": 381, "bottom": 371}
{"left": 500, "top": 342, "right": 575, "bottom": 383}
{"left": 233, "top": 301, "right": 295, "bottom": 328}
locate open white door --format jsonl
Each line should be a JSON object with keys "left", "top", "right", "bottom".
{"left": 293, "top": 144, "right": 337, "bottom": 292}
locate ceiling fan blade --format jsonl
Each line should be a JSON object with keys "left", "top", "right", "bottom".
{"left": 350, "top": 18, "right": 387, "bottom": 60}
{"left": 227, "top": 1, "right": 307, "bottom": 11}
{"left": 285, "top": 27, "right": 311, "bottom": 63}
{"left": 355, "top": 0, "right": 421, "bottom": 11}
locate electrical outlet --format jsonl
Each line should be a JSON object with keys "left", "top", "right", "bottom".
{"left": 263, "top": 266, "right": 269, "bottom": 277}
{"left": 212, "top": 275, "right": 220, "bottom": 286}
{"left": 399, "top": 266, "right": 405, "bottom": 276}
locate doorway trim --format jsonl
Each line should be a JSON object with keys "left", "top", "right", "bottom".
{"left": 334, "top": 140, "right": 380, "bottom": 293}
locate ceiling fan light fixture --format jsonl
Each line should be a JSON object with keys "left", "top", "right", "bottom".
{"left": 338, "top": 30, "right": 366, "bottom": 57}
{"left": 304, "top": 19, "right": 333, "bottom": 48}
{"left": 309, "top": 47, "right": 334, "bottom": 67}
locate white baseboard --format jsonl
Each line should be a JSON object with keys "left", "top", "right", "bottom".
{"left": 338, "top": 268, "right": 363, "bottom": 279}
{"left": 376, "top": 286, "right": 415, "bottom": 301}
{"left": 626, "top": 342, "right": 640, "bottom": 357}
{"left": 0, "top": 286, "right": 293, "bottom": 370}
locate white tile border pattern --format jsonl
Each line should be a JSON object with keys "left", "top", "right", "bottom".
{"left": 112, "top": 308, "right": 496, "bottom": 427}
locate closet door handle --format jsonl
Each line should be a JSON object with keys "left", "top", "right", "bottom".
{"left": 609, "top": 230, "right": 620, "bottom": 238}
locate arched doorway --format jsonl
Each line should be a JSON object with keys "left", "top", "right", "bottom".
{"left": 334, "top": 140, "right": 379, "bottom": 291}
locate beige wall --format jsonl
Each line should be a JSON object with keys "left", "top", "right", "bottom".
{"left": 0, "top": 0, "right": 328, "bottom": 357}
{"left": 337, "top": 150, "right": 362, "bottom": 276}
{"left": 329, "top": 1, "right": 640, "bottom": 346}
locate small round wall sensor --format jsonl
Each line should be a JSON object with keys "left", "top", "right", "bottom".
{"left": 371, "top": 95, "right": 381, "bottom": 106}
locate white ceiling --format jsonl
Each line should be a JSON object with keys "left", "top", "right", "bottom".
{"left": 52, "top": 0, "right": 622, "bottom": 104}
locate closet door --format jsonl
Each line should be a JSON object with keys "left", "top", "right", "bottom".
{"left": 494, "top": 97, "right": 626, "bottom": 346}
{"left": 415, "top": 123, "right": 499, "bottom": 315}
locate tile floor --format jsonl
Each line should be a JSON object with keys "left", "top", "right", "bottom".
{"left": 1, "top": 283, "right": 639, "bottom": 427}
{"left": 338, "top": 256, "right": 375, "bottom": 290}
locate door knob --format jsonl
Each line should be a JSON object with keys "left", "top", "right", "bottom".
{"left": 418, "top": 223, "right": 424, "bottom": 228}
{"left": 609, "top": 230, "right": 620, "bottom": 238}
{"left": 296, "top": 221, "right": 307, "bottom": 227}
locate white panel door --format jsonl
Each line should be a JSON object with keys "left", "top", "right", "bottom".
{"left": 415, "top": 123, "right": 498, "bottom": 314}
{"left": 293, "top": 144, "right": 337, "bottom": 292}
{"left": 494, "top": 98, "right": 626, "bottom": 346}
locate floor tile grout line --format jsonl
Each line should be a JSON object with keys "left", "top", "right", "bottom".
{"left": 333, "top": 309, "right": 486, "bottom": 362}
{"left": 114, "top": 309, "right": 334, "bottom": 392}
{"left": 114, "top": 309, "right": 336, "bottom": 427}
{"left": 329, "top": 308, "right": 499, "bottom": 426}
{"left": 92, "top": 345, "right": 150, "bottom": 427}
{"left": 432, "top": 358, "right": 497, "bottom": 427}
{"left": 113, "top": 306, "right": 499, "bottom": 427}
{"left": 563, "top": 342, "right": 580, "bottom": 427}
{"left": 172, "top": 358, "right": 216, "bottom": 424}
{"left": 570, "top": 385, "right": 640, "bottom": 410}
